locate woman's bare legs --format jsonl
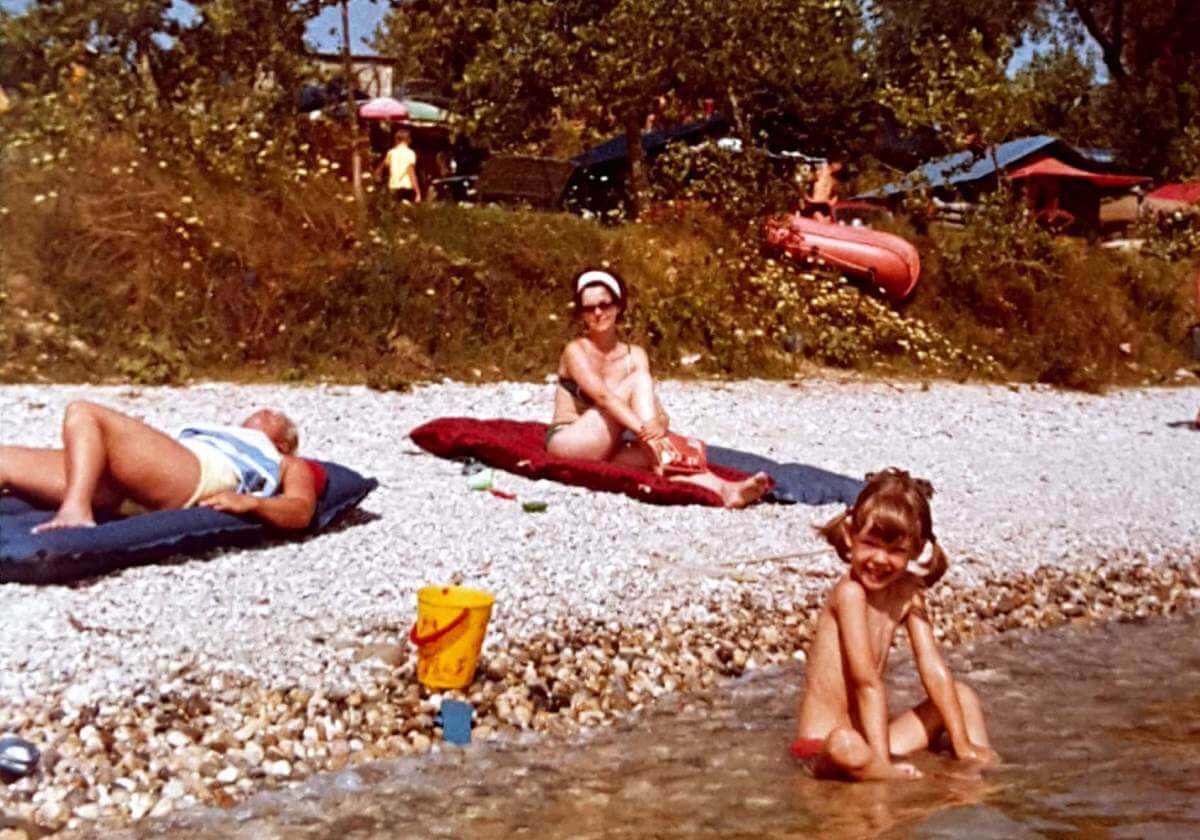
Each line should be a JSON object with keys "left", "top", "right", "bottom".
{"left": 546, "top": 372, "right": 770, "bottom": 508}
{"left": 2, "top": 401, "right": 200, "bottom": 532}
{"left": 546, "top": 371, "right": 659, "bottom": 461}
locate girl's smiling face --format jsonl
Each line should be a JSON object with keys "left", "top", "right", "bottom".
{"left": 847, "top": 526, "right": 917, "bottom": 592}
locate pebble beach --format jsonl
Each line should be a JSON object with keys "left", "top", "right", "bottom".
{"left": 1, "top": 378, "right": 1198, "bottom": 834}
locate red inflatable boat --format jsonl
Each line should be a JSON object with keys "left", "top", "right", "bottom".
{"left": 765, "top": 213, "right": 921, "bottom": 300}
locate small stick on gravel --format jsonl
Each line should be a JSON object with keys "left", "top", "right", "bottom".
{"left": 720, "top": 548, "right": 831, "bottom": 567}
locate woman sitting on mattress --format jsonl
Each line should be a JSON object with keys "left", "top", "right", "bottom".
{"left": 0, "top": 403, "right": 321, "bottom": 533}
{"left": 546, "top": 268, "right": 770, "bottom": 508}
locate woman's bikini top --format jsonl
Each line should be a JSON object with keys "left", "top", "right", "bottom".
{"left": 558, "top": 345, "right": 633, "bottom": 409}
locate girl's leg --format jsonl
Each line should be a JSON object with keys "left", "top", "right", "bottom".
{"left": 889, "top": 680, "right": 991, "bottom": 756}
{"left": 33, "top": 401, "right": 200, "bottom": 532}
{"left": 813, "top": 727, "right": 921, "bottom": 781}
{"left": 814, "top": 727, "right": 873, "bottom": 780}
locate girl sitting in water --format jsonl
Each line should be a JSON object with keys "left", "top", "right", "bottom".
{"left": 545, "top": 268, "right": 770, "bottom": 508}
{"left": 793, "top": 468, "right": 998, "bottom": 780}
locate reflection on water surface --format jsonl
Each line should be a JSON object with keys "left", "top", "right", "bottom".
{"left": 138, "top": 611, "right": 1200, "bottom": 839}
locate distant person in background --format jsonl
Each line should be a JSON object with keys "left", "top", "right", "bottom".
{"left": 375, "top": 128, "right": 421, "bottom": 204}
{"left": 805, "top": 157, "right": 844, "bottom": 222}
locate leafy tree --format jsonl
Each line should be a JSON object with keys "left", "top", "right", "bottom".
{"left": 1, "top": 0, "right": 337, "bottom": 181}
{"left": 1056, "top": 0, "right": 1198, "bottom": 85}
{"left": 377, "top": 0, "right": 874, "bottom": 217}
{"left": 879, "top": 30, "right": 1038, "bottom": 165}
{"left": 1051, "top": 0, "right": 1200, "bottom": 176}
{"left": 869, "top": 0, "right": 1049, "bottom": 85}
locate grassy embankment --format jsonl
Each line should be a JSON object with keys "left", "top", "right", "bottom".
{"left": 1, "top": 134, "right": 1195, "bottom": 390}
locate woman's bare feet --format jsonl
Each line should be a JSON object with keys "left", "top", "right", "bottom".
{"left": 31, "top": 503, "right": 96, "bottom": 534}
{"left": 723, "top": 472, "right": 772, "bottom": 509}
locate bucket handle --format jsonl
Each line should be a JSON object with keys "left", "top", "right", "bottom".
{"left": 409, "top": 608, "right": 470, "bottom": 648}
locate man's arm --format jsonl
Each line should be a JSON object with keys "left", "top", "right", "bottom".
{"left": 199, "top": 456, "right": 317, "bottom": 530}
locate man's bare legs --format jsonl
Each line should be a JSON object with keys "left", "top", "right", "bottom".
{"left": 0, "top": 401, "right": 200, "bottom": 532}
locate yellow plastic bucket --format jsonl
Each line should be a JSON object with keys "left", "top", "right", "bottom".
{"left": 409, "top": 585, "right": 495, "bottom": 689}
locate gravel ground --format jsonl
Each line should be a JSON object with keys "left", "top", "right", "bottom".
{"left": 0, "top": 378, "right": 1197, "bottom": 832}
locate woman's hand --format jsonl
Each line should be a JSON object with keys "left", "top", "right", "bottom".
{"left": 637, "top": 435, "right": 668, "bottom": 476}
{"left": 637, "top": 416, "right": 668, "bottom": 443}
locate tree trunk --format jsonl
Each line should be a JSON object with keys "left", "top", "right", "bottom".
{"left": 624, "top": 113, "right": 647, "bottom": 220}
{"left": 341, "top": 0, "right": 366, "bottom": 219}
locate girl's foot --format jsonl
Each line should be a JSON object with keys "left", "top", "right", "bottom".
{"left": 724, "top": 472, "right": 771, "bottom": 509}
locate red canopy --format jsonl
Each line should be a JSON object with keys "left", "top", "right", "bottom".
{"left": 1147, "top": 181, "right": 1200, "bottom": 204}
{"left": 1005, "top": 155, "right": 1149, "bottom": 188}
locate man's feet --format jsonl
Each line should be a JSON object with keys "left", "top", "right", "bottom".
{"left": 31, "top": 503, "right": 96, "bottom": 534}
{"left": 723, "top": 472, "right": 772, "bottom": 509}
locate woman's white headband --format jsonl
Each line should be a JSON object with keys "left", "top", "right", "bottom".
{"left": 575, "top": 270, "right": 622, "bottom": 301}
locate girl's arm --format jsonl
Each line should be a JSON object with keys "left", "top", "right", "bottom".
{"left": 563, "top": 343, "right": 646, "bottom": 434}
{"left": 832, "top": 580, "right": 893, "bottom": 772}
{"left": 906, "top": 589, "right": 975, "bottom": 758}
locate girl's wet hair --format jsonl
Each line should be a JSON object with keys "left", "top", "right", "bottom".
{"left": 816, "top": 467, "right": 948, "bottom": 587}
{"left": 571, "top": 268, "right": 628, "bottom": 320}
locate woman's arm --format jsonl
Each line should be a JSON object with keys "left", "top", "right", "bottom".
{"left": 906, "top": 589, "right": 975, "bottom": 758}
{"left": 563, "top": 342, "right": 646, "bottom": 434}
{"left": 832, "top": 580, "right": 893, "bottom": 773}
{"left": 199, "top": 456, "right": 317, "bottom": 530}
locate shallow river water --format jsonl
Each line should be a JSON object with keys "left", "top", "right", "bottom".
{"left": 137, "top": 611, "right": 1200, "bottom": 839}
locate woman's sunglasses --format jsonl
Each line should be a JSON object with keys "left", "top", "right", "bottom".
{"left": 579, "top": 301, "right": 617, "bottom": 315}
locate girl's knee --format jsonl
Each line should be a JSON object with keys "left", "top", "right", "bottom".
{"left": 825, "top": 727, "right": 870, "bottom": 769}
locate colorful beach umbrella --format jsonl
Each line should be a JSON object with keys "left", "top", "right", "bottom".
{"left": 396, "top": 98, "right": 448, "bottom": 125}
{"left": 358, "top": 97, "right": 410, "bottom": 122}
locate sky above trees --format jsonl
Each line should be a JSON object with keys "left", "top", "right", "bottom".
{"left": 0, "top": 0, "right": 387, "bottom": 51}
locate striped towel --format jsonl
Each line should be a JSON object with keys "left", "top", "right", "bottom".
{"left": 176, "top": 424, "right": 283, "bottom": 497}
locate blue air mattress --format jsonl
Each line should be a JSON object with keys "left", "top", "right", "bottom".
{"left": 0, "top": 460, "right": 377, "bottom": 584}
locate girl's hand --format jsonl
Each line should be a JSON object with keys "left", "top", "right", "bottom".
{"left": 199, "top": 492, "right": 258, "bottom": 515}
{"left": 884, "top": 761, "right": 923, "bottom": 780}
{"left": 863, "top": 760, "right": 923, "bottom": 781}
{"left": 955, "top": 742, "right": 999, "bottom": 765}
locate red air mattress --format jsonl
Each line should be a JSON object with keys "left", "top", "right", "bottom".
{"left": 410, "top": 418, "right": 766, "bottom": 507}
{"left": 765, "top": 213, "right": 921, "bottom": 300}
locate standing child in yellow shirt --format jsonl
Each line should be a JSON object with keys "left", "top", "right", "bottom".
{"left": 375, "top": 128, "right": 421, "bottom": 204}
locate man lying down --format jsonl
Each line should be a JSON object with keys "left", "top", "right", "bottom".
{"left": 0, "top": 401, "right": 321, "bottom": 533}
